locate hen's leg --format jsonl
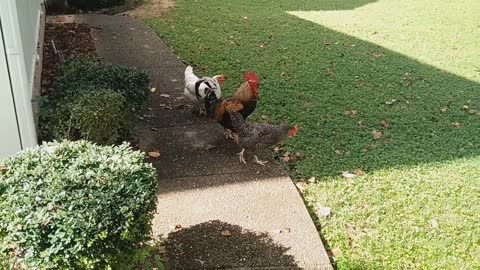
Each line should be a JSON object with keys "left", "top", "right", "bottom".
{"left": 232, "top": 133, "right": 239, "bottom": 144}
{"left": 253, "top": 155, "right": 268, "bottom": 166}
{"left": 237, "top": 148, "right": 247, "bottom": 164}
{"left": 224, "top": 129, "right": 234, "bottom": 140}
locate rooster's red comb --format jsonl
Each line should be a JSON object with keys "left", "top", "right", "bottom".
{"left": 243, "top": 72, "right": 258, "bottom": 84}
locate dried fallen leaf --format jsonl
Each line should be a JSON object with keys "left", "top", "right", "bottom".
{"left": 374, "top": 53, "right": 383, "bottom": 59}
{"left": 150, "top": 87, "right": 156, "bottom": 93}
{"left": 331, "top": 248, "right": 343, "bottom": 257}
{"left": 452, "top": 122, "right": 464, "bottom": 128}
{"left": 316, "top": 203, "right": 331, "bottom": 217}
{"left": 441, "top": 106, "right": 448, "bottom": 113}
{"left": 221, "top": 230, "right": 231, "bottom": 237}
{"left": 354, "top": 169, "right": 364, "bottom": 176}
{"left": 160, "top": 94, "right": 170, "bottom": 98}
{"left": 342, "top": 171, "right": 356, "bottom": 179}
{"left": 357, "top": 121, "right": 366, "bottom": 128}
{"left": 295, "top": 181, "right": 307, "bottom": 192}
{"left": 261, "top": 115, "right": 269, "bottom": 122}
{"left": 380, "top": 120, "right": 390, "bottom": 129}
{"left": 175, "top": 224, "right": 182, "bottom": 230}
{"left": 358, "top": 80, "right": 366, "bottom": 87}
{"left": 335, "top": 149, "right": 344, "bottom": 156}
{"left": 325, "top": 68, "right": 332, "bottom": 77}
{"left": 469, "top": 109, "right": 480, "bottom": 115}
{"left": 295, "top": 152, "right": 303, "bottom": 158}
{"left": 385, "top": 99, "right": 398, "bottom": 105}
{"left": 148, "top": 151, "right": 161, "bottom": 158}
{"left": 463, "top": 105, "right": 469, "bottom": 110}
{"left": 372, "top": 129, "right": 383, "bottom": 140}
{"left": 430, "top": 219, "right": 439, "bottom": 228}
{"left": 308, "top": 177, "right": 316, "bottom": 183}
{"left": 0, "top": 165, "right": 7, "bottom": 172}
{"left": 344, "top": 110, "right": 357, "bottom": 118}
{"left": 273, "top": 147, "right": 281, "bottom": 153}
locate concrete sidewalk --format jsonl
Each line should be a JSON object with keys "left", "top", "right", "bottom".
{"left": 77, "top": 14, "right": 332, "bottom": 270}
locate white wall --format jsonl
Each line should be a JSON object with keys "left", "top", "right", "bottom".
{"left": 0, "top": 26, "right": 23, "bottom": 157}
{"left": 0, "top": 0, "right": 44, "bottom": 158}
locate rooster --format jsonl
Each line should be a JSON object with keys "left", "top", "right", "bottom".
{"left": 184, "top": 65, "right": 225, "bottom": 114}
{"left": 228, "top": 111, "right": 298, "bottom": 166}
{"left": 204, "top": 72, "right": 259, "bottom": 140}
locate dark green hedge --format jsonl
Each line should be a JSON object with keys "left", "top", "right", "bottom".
{"left": 41, "top": 59, "right": 150, "bottom": 144}
{"left": 69, "top": 0, "right": 124, "bottom": 10}
{"left": 53, "top": 59, "right": 149, "bottom": 112}
{"left": 0, "top": 141, "right": 158, "bottom": 269}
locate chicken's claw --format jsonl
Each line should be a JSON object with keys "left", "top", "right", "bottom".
{"left": 237, "top": 149, "right": 247, "bottom": 164}
{"left": 224, "top": 129, "right": 235, "bottom": 140}
{"left": 254, "top": 155, "right": 268, "bottom": 166}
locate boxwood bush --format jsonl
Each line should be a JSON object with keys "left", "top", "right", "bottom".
{"left": 41, "top": 59, "right": 150, "bottom": 144}
{"left": 0, "top": 141, "right": 158, "bottom": 269}
{"left": 54, "top": 59, "right": 149, "bottom": 111}
{"left": 42, "top": 88, "right": 127, "bottom": 145}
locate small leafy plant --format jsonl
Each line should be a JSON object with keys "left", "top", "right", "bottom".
{"left": 43, "top": 88, "right": 126, "bottom": 145}
{"left": 0, "top": 140, "right": 158, "bottom": 269}
{"left": 54, "top": 59, "right": 149, "bottom": 111}
{"left": 41, "top": 59, "right": 150, "bottom": 144}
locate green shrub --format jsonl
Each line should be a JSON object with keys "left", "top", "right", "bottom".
{"left": 54, "top": 59, "right": 149, "bottom": 112}
{"left": 68, "top": 0, "right": 125, "bottom": 10}
{"left": 42, "top": 88, "right": 127, "bottom": 144}
{"left": 0, "top": 141, "right": 158, "bottom": 269}
{"left": 40, "top": 59, "right": 150, "bottom": 144}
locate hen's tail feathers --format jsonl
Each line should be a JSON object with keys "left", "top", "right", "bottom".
{"left": 288, "top": 125, "right": 299, "bottom": 137}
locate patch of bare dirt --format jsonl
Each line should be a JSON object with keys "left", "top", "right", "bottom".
{"left": 123, "top": 0, "right": 175, "bottom": 19}
{"left": 41, "top": 22, "right": 97, "bottom": 95}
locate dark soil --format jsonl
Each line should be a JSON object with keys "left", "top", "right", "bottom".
{"left": 41, "top": 23, "right": 97, "bottom": 95}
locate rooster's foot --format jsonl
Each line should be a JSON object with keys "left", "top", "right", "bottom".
{"left": 237, "top": 149, "right": 247, "bottom": 164}
{"left": 254, "top": 155, "right": 268, "bottom": 166}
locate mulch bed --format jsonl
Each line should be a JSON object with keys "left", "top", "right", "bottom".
{"left": 41, "top": 23, "right": 97, "bottom": 95}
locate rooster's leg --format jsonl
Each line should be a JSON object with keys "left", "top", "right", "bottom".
{"left": 237, "top": 148, "right": 247, "bottom": 164}
{"left": 253, "top": 155, "right": 268, "bottom": 166}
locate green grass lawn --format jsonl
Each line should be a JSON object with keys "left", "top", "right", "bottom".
{"left": 146, "top": 0, "right": 480, "bottom": 268}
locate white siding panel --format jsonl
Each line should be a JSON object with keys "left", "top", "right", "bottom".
{"left": 0, "top": 26, "right": 22, "bottom": 158}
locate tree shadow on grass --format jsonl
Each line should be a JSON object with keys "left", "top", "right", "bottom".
{"left": 273, "top": 0, "right": 378, "bottom": 11}
{"left": 146, "top": 0, "right": 480, "bottom": 183}
{"left": 163, "top": 220, "right": 299, "bottom": 269}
